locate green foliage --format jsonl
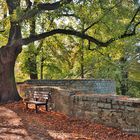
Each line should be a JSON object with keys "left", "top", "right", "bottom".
{"left": 14, "top": 0, "right": 140, "bottom": 97}
{"left": 20, "top": 43, "right": 38, "bottom": 77}
{"left": 15, "top": 52, "right": 29, "bottom": 82}
{"left": 127, "top": 80, "right": 140, "bottom": 97}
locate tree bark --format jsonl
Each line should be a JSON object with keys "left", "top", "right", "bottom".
{"left": 120, "top": 70, "right": 128, "bottom": 96}
{"left": 0, "top": 46, "right": 21, "bottom": 103}
{"left": 40, "top": 57, "right": 44, "bottom": 79}
{"left": 119, "top": 57, "right": 128, "bottom": 95}
{"left": 28, "top": 53, "right": 38, "bottom": 79}
{"left": 80, "top": 39, "right": 84, "bottom": 78}
{"left": 0, "top": 0, "right": 22, "bottom": 103}
{"left": 80, "top": 23, "right": 85, "bottom": 78}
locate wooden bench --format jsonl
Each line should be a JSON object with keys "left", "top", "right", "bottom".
{"left": 24, "top": 91, "right": 52, "bottom": 113}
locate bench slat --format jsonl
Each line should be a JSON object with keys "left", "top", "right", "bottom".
{"left": 26, "top": 101, "right": 46, "bottom": 105}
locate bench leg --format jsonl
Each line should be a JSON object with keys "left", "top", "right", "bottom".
{"left": 45, "top": 103, "right": 48, "bottom": 111}
{"left": 35, "top": 104, "right": 38, "bottom": 113}
{"left": 26, "top": 103, "right": 28, "bottom": 109}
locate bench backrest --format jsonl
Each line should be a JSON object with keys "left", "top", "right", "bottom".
{"left": 25, "top": 91, "right": 51, "bottom": 101}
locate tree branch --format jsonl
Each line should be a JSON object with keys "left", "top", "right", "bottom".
{"left": 22, "top": 29, "right": 105, "bottom": 46}
{"left": 6, "top": 0, "right": 22, "bottom": 45}
{"left": 105, "top": 20, "right": 140, "bottom": 46}
{"left": 124, "top": 6, "right": 140, "bottom": 34}
{"left": 22, "top": 21, "right": 140, "bottom": 48}
{"left": 26, "top": 0, "right": 32, "bottom": 10}
{"left": 37, "top": 0, "right": 72, "bottom": 11}
{"left": 83, "top": 0, "right": 122, "bottom": 33}
{"left": 19, "top": 0, "right": 72, "bottom": 22}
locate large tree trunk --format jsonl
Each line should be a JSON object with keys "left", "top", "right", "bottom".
{"left": 0, "top": 46, "right": 21, "bottom": 103}
{"left": 0, "top": 0, "right": 23, "bottom": 103}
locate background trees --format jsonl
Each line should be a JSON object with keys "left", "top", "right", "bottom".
{"left": 15, "top": 0, "right": 140, "bottom": 97}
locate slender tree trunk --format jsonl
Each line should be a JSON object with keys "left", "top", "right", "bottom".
{"left": 28, "top": 51, "right": 38, "bottom": 79}
{"left": 120, "top": 57, "right": 128, "bottom": 95}
{"left": 40, "top": 57, "right": 44, "bottom": 79}
{"left": 0, "top": 46, "right": 21, "bottom": 103}
{"left": 80, "top": 23, "right": 85, "bottom": 78}
{"left": 40, "top": 47, "right": 44, "bottom": 79}
{"left": 80, "top": 39, "right": 84, "bottom": 78}
{"left": 120, "top": 70, "right": 128, "bottom": 95}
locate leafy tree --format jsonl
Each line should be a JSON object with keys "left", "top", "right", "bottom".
{"left": 0, "top": 0, "right": 140, "bottom": 103}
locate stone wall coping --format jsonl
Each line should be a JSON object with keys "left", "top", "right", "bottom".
{"left": 26, "top": 86, "right": 63, "bottom": 90}
{"left": 18, "top": 79, "right": 116, "bottom": 95}
{"left": 24, "top": 79, "right": 114, "bottom": 83}
{"left": 73, "top": 94, "right": 140, "bottom": 104}
{"left": 25, "top": 86, "right": 95, "bottom": 93}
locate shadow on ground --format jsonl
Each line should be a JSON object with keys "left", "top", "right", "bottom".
{"left": 0, "top": 107, "right": 32, "bottom": 140}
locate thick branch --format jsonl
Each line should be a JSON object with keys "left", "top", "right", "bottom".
{"left": 26, "top": 0, "right": 32, "bottom": 10}
{"left": 6, "top": 0, "right": 22, "bottom": 45}
{"left": 22, "top": 23, "right": 140, "bottom": 48}
{"left": 37, "top": 0, "right": 72, "bottom": 10}
{"left": 22, "top": 29, "right": 105, "bottom": 46}
{"left": 105, "top": 21, "right": 140, "bottom": 45}
{"left": 6, "top": 0, "right": 20, "bottom": 14}
{"left": 19, "top": 0, "right": 72, "bottom": 22}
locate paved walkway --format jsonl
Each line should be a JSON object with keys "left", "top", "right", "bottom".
{"left": 0, "top": 106, "right": 32, "bottom": 140}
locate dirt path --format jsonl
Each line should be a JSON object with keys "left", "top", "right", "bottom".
{"left": 0, "top": 106, "right": 32, "bottom": 140}
{"left": 1, "top": 101, "right": 140, "bottom": 140}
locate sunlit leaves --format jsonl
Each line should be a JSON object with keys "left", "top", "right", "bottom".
{"left": 13, "top": 0, "right": 140, "bottom": 96}
{"left": 0, "top": 34, "right": 8, "bottom": 46}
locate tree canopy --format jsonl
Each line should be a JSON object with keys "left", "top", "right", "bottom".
{"left": 0, "top": 0, "right": 140, "bottom": 103}
{"left": 1, "top": 0, "right": 140, "bottom": 47}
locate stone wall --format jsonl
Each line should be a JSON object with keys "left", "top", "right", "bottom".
{"left": 70, "top": 94, "right": 140, "bottom": 134}
{"left": 18, "top": 80, "right": 140, "bottom": 134}
{"left": 23, "top": 79, "right": 116, "bottom": 94}
{"left": 21, "top": 85, "right": 140, "bottom": 134}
